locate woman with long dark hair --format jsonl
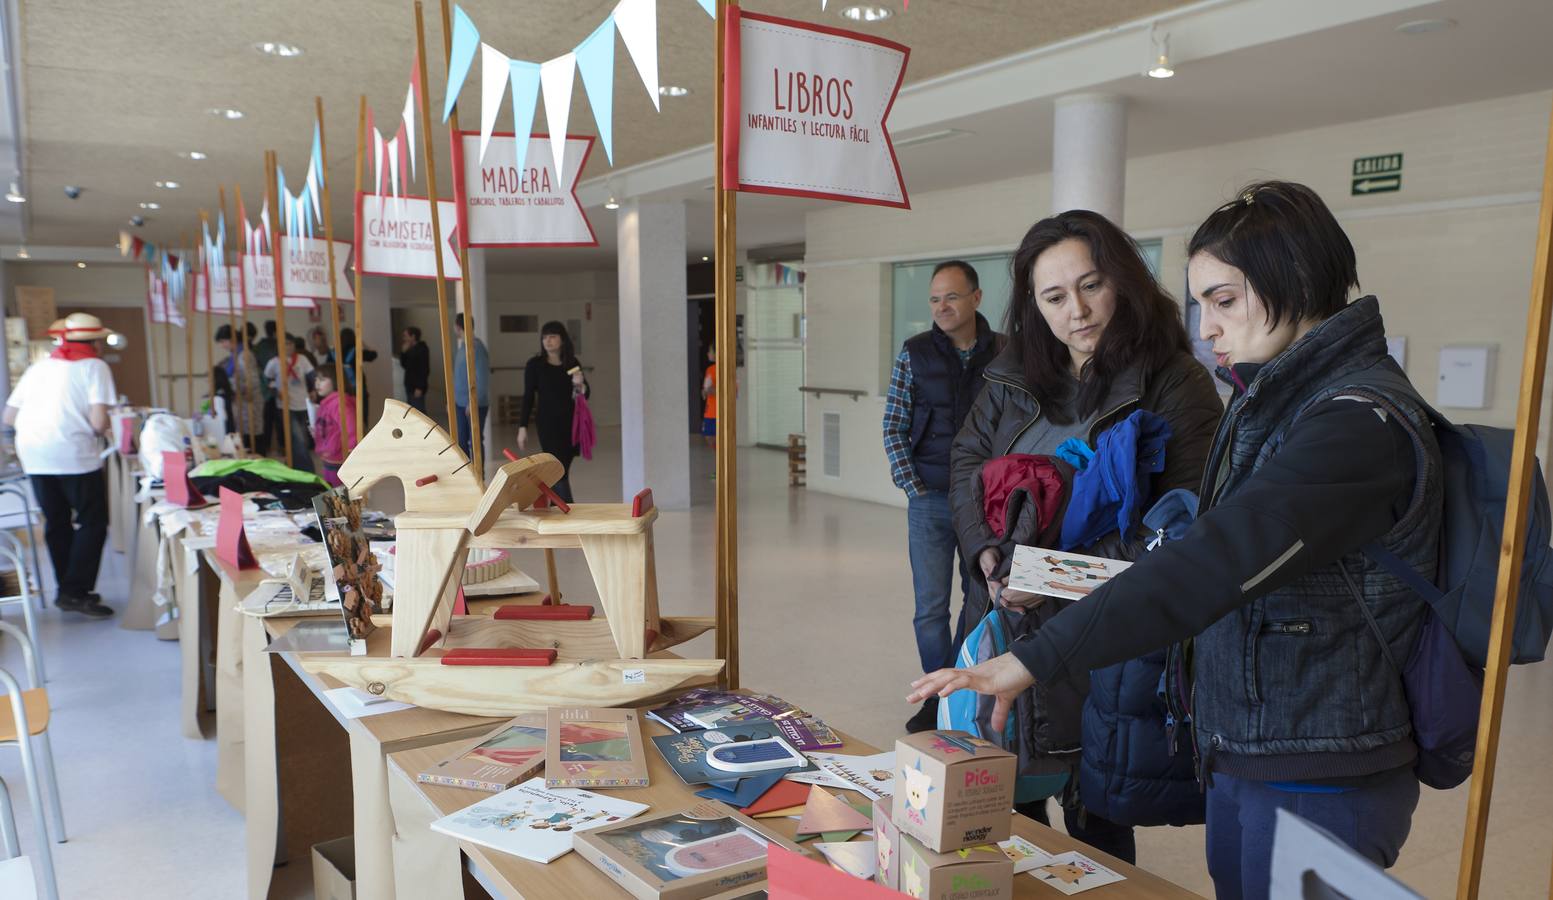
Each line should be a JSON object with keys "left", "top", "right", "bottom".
{"left": 519, "top": 321, "right": 590, "bottom": 501}
{"left": 918, "top": 183, "right": 1442, "bottom": 898}
{"left": 947, "top": 210, "right": 1223, "bottom": 862}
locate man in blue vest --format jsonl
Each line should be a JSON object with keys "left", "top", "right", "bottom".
{"left": 883, "top": 260, "right": 1002, "bottom": 732}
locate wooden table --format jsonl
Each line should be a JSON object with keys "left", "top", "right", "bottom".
{"left": 388, "top": 718, "right": 1205, "bottom": 900}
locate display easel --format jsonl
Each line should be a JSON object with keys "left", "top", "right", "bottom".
{"left": 1457, "top": 98, "right": 1553, "bottom": 900}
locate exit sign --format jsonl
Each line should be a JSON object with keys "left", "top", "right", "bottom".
{"left": 1352, "top": 153, "right": 1403, "bottom": 195}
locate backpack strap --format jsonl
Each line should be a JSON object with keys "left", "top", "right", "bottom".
{"left": 1336, "top": 560, "right": 1402, "bottom": 674}
{"left": 1363, "top": 539, "right": 1446, "bottom": 604}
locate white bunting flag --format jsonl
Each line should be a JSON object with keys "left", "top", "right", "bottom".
{"left": 478, "top": 43, "right": 509, "bottom": 163}
{"left": 614, "top": 0, "right": 660, "bottom": 111}
{"left": 539, "top": 53, "right": 576, "bottom": 185}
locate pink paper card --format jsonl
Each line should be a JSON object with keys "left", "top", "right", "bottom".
{"left": 767, "top": 844, "right": 907, "bottom": 899}
{"left": 216, "top": 486, "right": 258, "bottom": 569}
{"left": 162, "top": 451, "right": 209, "bottom": 508}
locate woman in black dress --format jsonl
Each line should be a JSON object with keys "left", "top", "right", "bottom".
{"left": 518, "top": 321, "right": 589, "bottom": 502}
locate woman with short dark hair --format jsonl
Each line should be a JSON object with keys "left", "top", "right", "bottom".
{"left": 917, "top": 182, "right": 1442, "bottom": 899}
{"left": 519, "top": 321, "right": 590, "bottom": 502}
{"left": 949, "top": 209, "right": 1223, "bottom": 861}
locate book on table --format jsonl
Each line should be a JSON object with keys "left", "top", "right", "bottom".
{"left": 418, "top": 712, "right": 547, "bottom": 793}
{"left": 1006, "top": 546, "right": 1132, "bottom": 602}
{"left": 647, "top": 689, "right": 805, "bottom": 733}
{"left": 546, "top": 707, "right": 651, "bottom": 789}
{"left": 429, "top": 777, "right": 649, "bottom": 864}
{"left": 651, "top": 721, "right": 817, "bottom": 786}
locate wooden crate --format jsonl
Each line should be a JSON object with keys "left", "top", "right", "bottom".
{"left": 787, "top": 433, "right": 806, "bottom": 487}
{"left": 494, "top": 395, "right": 522, "bottom": 426}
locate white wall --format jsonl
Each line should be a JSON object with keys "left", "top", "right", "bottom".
{"left": 805, "top": 89, "right": 1553, "bottom": 507}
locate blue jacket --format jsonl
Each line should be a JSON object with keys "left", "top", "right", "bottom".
{"left": 903, "top": 314, "right": 999, "bottom": 492}
{"left": 1060, "top": 410, "right": 1173, "bottom": 549}
{"left": 452, "top": 336, "right": 491, "bottom": 407}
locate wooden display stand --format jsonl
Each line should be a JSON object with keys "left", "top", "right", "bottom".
{"left": 296, "top": 399, "right": 723, "bottom": 716}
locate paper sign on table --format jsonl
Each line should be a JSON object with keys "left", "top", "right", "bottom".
{"left": 1031, "top": 850, "right": 1126, "bottom": 894}
{"left": 322, "top": 686, "right": 415, "bottom": 719}
{"left": 786, "top": 751, "right": 896, "bottom": 799}
{"left": 998, "top": 835, "right": 1055, "bottom": 874}
{"left": 765, "top": 844, "right": 905, "bottom": 899}
{"left": 796, "top": 786, "right": 872, "bottom": 835}
{"left": 814, "top": 840, "right": 877, "bottom": 880}
{"left": 161, "top": 451, "right": 209, "bottom": 508}
{"left": 216, "top": 486, "right": 259, "bottom": 569}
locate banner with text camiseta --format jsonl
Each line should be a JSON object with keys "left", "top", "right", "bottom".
{"left": 721, "top": 9, "right": 909, "bottom": 209}
{"left": 278, "top": 236, "right": 355, "bottom": 302}
{"left": 450, "top": 132, "right": 597, "bottom": 247}
{"left": 354, "top": 193, "right": 464, "bottom": 280}
{"left": 240, "top": 253, "right": 315, "bottom": 309}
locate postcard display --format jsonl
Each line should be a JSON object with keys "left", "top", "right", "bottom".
{"left": 292, "top": 399, "right": 726, "bottom": 714}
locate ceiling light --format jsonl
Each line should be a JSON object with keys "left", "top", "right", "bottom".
{"left": 139, "top": 201, "right": 160, "bottom": 210}
{"left": 4, "top": 182, "right": 23, "bottom": 203}
{"left": 15, "top": 247, "right": 28, "bottom": 259}
{"left": 1146, "top": 28, "right": 1175, "bottom": 79}
{"left": 840, "top": 5, "right": 891, "bottom": 22}
{"left": 208, "top": 107, "right": 245, "bottom": 120}
{"left": 604, "top": 196, "right": 620, "bottom": 210}
{"left": 180, "top": 150, "right": 208, "bottom": 160}
{"left": 1395, "top": 18, "right": 1456, "bottom": 35}
{"left": 702, "top": 256, "right": 710, "bottom": 262}
{"left": 76, "top": 262, "right": 86, "bottom": 269}
{"left": 254, "top": 41, "right": 304, "bottom": 57}
{"left": 155, "top": 180, "right": 180, "bottom": 190}
{"left": 658, "top": 85, "right": 690, "bottom": 98}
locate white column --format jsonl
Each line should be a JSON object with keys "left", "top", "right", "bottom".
{"left": 466, "top": 247, "right": 495, "bottom": 469}
{"left": 1051, "top": 93, "right": 1128, "bottom": 225}
{"left": 617, "top": 199, "right": 690, "bottom": 509}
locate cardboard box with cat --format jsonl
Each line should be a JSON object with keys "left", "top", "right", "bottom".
{"left": 892, "top": 731, "right": 1015, "bottom": 853}
{"left": 875, "top": 796, "right": 1013, "bottom": 899}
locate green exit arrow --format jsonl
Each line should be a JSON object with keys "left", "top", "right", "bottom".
{"left": 1352, "top": 175, "right": 1401, "bottom": 195}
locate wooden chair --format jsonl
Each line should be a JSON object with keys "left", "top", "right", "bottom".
{"left": 0, "top": 620, "right": 60, "bottom": 900}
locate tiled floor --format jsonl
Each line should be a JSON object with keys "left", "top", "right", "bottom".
{"left": 1, "top": 424, "right": 1551, "bottom": 897}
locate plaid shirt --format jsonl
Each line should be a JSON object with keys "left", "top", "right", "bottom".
{"left": 882, "top": 348, "right": 929, "bottom": 498}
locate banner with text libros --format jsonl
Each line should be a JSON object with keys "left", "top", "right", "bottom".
{"left": 278, "top": 236, "right": 355, "bottom": 302}
{"left": 241, "top": 254, "right": 314, "bottom": 309}
{"left": 451, "top": 133, "right": 597, "bottom": 247}
{"left": 355, "top": 193, "right": 464, "bottom": 280}
{"left": 722, "top": 10, "right": 909, "bottom": 209}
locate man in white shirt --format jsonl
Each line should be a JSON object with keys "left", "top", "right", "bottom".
{"left": 262, "top": 334, "right": 316, "bottom": 474}
{"left": 3, "top": 313, "right": 119, "bottom": 617}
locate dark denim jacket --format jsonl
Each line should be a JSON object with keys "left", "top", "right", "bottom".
{"left": 1189, "top": 297, "right": 1443, "bottom": 781}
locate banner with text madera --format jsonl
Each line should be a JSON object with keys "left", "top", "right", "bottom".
{"left": 452, "top": 132, "right": 597, "bottom": 248}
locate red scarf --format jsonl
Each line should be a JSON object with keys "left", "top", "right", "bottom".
{"left": 50, "top": 341, "right": 99, "bottom": 361}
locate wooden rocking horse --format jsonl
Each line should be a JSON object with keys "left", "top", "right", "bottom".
{"left": 295, "top": 399, "right": 723, "bottom": 716}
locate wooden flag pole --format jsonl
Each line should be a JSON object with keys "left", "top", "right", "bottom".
{"left": 200, "top": 211, "right": 215, "bottom": 406}
{"left": 315, "top": 96, "right": 352, "bottom": 453}
{"left": 352, "top": 94, "right": 367, "bottom": 447}
{"left": 264, "top": 150, "right": 296, "bottom": 468}
{"left": 182, "top": 232, "right": 195, "bottom": 416}
{"left": 412, "top": 2, "right": 460, "bottom": 442}
{"left": 218, "top": 186, "right": 247, "bottom": 454}
{"left": 438, "top": 0, "right": 484, "bottom": 481}
{"left": 1457, "top": 96, "right": 1553, "bottom": 899}
{"left": 231, "top": 183, "right": 257, "bottom": 455}
{"left": 155, "top": 270, "right": 171, "bottom": 409}
{"left": 714, "top": 0, "right": 741, "bottom": 689}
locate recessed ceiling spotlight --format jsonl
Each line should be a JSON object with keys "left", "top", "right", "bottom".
{"left": 139, "top": 201, "right": 161, "bottom": 210}
{"left": 1395, "top": 18, "right": 1456, "bottom": 35}
{"left": 840, "top": 5, "right": 891, "bottom": 22}
{"left": 15, "top": 247, "right": 28, "bottom": 259}
{"left": 254, "top": 41, "right": 304, "bottom": 57}
{"left": 180, "top": 150, "right": 208, "bottom": 160}
{"left": 4, "top": 182, "right": 24, "bottom": 203}
{"left": 702, "top": 256, "right": 710, "bottom": 262}
{"left": 155, "top": 180, "right": 180, "bottom": 190}
{"left": 208, "top": 107, "right": 245, "bottom": 120}
{"left": 658, "top": 85, "right": 691, "bottom": 98}
{"left": 76, "top": 262, "right": 86, "bottom": 269}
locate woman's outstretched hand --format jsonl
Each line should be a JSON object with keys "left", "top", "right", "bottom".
{"left": 907, "top": 653, "right": 1036, "bottom": 733}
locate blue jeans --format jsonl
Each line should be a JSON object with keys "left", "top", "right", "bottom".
{"left": 456, "top": 404, "right": 488, "bottom": 459}
{"left": 907, "top": 490, "right": 971, "bottom": 674}
{"left": 1206, "top": 767, "right": 1418, "bottom": 900}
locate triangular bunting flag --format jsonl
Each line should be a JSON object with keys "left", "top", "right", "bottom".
{"left": 403, "top": 63, "right": 419, "bottom": 181}
{"left": 507, "top": 59, "right": 541, "bottom": 174}
{"left": 796, "top": 786, "right": 872, "bottom": 835}
{"left": 444, "top": 4, "right": 480, "bottom": 122}
{"left": 575, "top": 16, "right": 617, "bottom": 164}
{"left": 695, "top": 0, "right": 714, "bottom": 15}
{"left": 478, "top": 42, "right": 509, "bottom": 164}
{"left": 815, "top": 840, "right": 878, "bottom": 879}
{"left": 614, "top": 0, "right": 660, "bottom": 111}
{"left": 539, "top": 52, "right": 577, "bottom": 184}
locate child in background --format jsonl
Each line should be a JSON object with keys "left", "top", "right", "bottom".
{"left": 701, "top": 345, "right": 718, "bottom": 450}
{"left": 309, "top": 370, "right": 358, "bottom": 487}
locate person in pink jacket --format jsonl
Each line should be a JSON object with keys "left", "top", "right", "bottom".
{"left": 309, "top": 370, "right": 358, "bottom": 486}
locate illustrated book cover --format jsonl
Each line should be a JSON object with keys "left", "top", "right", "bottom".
{"left": 545, "top": 707, "right": 650, "bottom": 789}
{"left": 418, "top": 713, "right": 547, "bottom": 793}
{"left": 429, "top": 777, "right": 648, "bottom": 863}
{"left": 651, "top": 721, "right": 816, "bottom": 786}
{"left": 1006, "top": 546, "right": 1132, "bottom": 602}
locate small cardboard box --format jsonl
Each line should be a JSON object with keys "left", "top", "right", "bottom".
{"left": 873, "top": 795, "right": 902, "bottom": 891}
{"left": 893, "top": 730, "right": 1016, "bottom": 852}
{"left": 312, "top": 837, "right": 356, "bottom": 900}
{"left": 897, "top": 831, "right": 1013, "bottom": 900}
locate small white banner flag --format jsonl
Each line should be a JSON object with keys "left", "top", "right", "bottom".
{"left": 452, "top": 132, "right": 597, "bottom": 247}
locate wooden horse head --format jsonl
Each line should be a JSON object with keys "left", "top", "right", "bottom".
{"left": 337, "top": 399, "right": 485, "bottom": 512}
